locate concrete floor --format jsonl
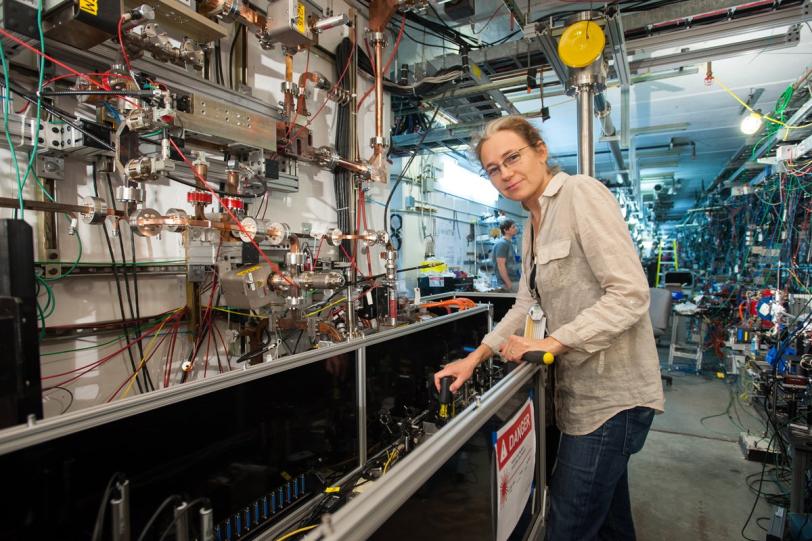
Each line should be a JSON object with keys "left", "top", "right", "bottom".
{"left": 629, "top": 356, "right": 776, "bottom": 541}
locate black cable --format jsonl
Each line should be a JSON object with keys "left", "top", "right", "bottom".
{"left": 136, "top": 495, "right": 181, "bottom": 541}
{"left": 293, "top": 329, "right": 305, "bottom": 354}
{"left": 129, "top": 228, "right": 153, "bottom": 390}
{"left": 106, "top": 173, "right": 153, "bottom": 391}
{"left": 0, "top": 80, "right": 115, "bottom": 151}
{"left": 91, "top": 472, "right": 126, "bottom": 541}
{"left": 93, "top": 165, "right": 144, "bottom": 394}
{"left": 228, "top": 24, "right": 244, "bottom": 90}
{"left": 741, "top": 433, "right": 775, "bottom": 541}
{"left": 383, "top": 105, "right": 441, "bottom": 234}
{"left": 44, "top": 385, "right": 74, "bottom": 414}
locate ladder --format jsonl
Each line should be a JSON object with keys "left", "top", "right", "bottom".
{"left": 655, "top": 239, "right": 679, "bottom": 287}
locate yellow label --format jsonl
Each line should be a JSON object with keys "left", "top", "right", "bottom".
{"left": 470, "top": 63, "right": 482, "bottom": 80}
{"left": 236, "top": 265, "right": 261, "bottom": 277}
{"left": 79, "top": 0, "right": 98, "bottom": 16}
{"left": 295, "top": 3, "right": 307, "bottom": 35}
{"left": 324, "top": 486, "right": 340, "bottom": 493}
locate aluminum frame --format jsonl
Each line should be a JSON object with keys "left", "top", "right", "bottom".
{"left": 0, "top": 306, "right": 490, "bottom": 456}
{"left": 302, "top": 362, "right": 544, "bottom": 541}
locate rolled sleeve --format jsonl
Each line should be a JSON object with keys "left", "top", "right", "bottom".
{"left": 482, "top": 262, "right": 536, "bottom": 352}
{"left": 549, "top": 179, "right": 650, "bottom": 355}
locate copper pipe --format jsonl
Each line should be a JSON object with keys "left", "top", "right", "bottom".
{"left": 192, "top": 162, "right": 209, "bottom": 220}
{"left": 288, "top": 234, "right": 300, "bottom": 253}
{"left": 374, "top": 40, "right": 384, "bottom": 144}
{"left": 368, "top": 0, "right": 399, "bottom": 33}
{"left": 334, "top": 156, "right": 370, "bottom": 176}
{"left": 226, "top": 169, "right": 240, "bottom": 195}
{"left": 0, "top": 197, "right": 125, "bottom": 217}
{"left": 296, "top": 71, "right": 329, "bottom": 115}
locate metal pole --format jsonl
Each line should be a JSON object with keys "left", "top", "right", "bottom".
{"left": 110, "top": 480, "right": 131, "bottom": 541}
{"left": 576, "top": 87, "right": 594, "bottom": 177}
{"left": 357, "top": 346, "right": 367, "bottom": 466}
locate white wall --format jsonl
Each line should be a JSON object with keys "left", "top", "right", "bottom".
{"left": 0, "top": 2, "right": 396, "bottom": 414}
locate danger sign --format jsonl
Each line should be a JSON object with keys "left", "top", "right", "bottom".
{"left": 494, "top": 396, "right": 536, "bottom": 541}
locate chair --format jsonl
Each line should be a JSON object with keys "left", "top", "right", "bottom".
{"left": 649, "top": 287, "right": 673, "bottom": 387}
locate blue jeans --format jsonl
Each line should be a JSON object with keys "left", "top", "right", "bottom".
{"left": 546, "top": 406, "right": 655, "bottom": 541}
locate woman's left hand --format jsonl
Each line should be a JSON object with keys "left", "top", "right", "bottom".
{"left": 500, "top": 335, "right": 568, "bottom": 363}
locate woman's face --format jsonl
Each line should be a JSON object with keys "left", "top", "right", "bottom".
{"left": 480, "top": 130, "right": 549, "bottom": 203}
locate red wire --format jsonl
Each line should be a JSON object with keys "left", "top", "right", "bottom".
{"left": 313, "top": 235, "right": 325, "bottom": 269}
{"left": 41, "top": 310, "right": 180, "bottom": 383}
{"left": 288, "top": 36, "right": 355, "bottom": 145}
{"left": 339, "top": 243, "right": 365, "bottom": 278}
{"left": 213, "top": 324, "right": 233, "bottom": 371}
{"left": 117, "top": 16, "right": 137, "bottom": 86}
{"left": 42, "top": 309, "right": 184, "bottom": 391}
{"left": 106, "top": 320, "right": 179, "bottom": 402}
{"left": 0, "top": 27, "right": 109, "bottom": 90}
{"left": 164, "top": 318, "right": 181, "bottom": 387}
{"left": 168, "top": 138, "right": 296, "bottom": 288}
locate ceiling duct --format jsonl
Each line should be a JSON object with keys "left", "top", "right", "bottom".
{"left": 443, "top": 0, "right": 475, "bottom": 21}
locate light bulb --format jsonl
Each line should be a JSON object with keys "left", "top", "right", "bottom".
{"left": 740, "top": 111, "right": 763, "bottom": 135}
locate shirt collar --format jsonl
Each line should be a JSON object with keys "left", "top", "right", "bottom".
{"left": 521, "top": 171, "right": 568, "bottom": 211}
{"left": 542, "top": 171, "right": 568, "bottom": 198}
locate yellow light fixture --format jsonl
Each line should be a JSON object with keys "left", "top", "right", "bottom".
{"left": 740, "top": 110, "right": 763, "bottom": 135}
{"left": 557, "top": 20, "right": 606, "bottom": 68}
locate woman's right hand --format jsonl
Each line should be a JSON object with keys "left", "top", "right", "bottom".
{"left": 434, "top": 355, "right": 479, "bottom": 394}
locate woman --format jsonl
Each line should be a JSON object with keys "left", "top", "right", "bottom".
{"left": 434, "top": 116, "right": 665, "bottom": 540}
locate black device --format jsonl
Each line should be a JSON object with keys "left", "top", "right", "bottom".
{"left": 0, "top": 220, "right": 42, "bottom": 429}
{"left": 437, "top": 376, "right": 453, "bottom": 422}
{"left": 1, "top": 0, "right": 39, "bottom": 40}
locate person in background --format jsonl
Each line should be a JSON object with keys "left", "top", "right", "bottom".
{"left": 435, "top": 115, "right": 664, "bottom": 541}
{"left": 491, "top": 219, "right": 520, "bottom": 293}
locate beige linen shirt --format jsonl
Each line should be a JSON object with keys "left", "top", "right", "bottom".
{"left": 482, "top": 171, "right": 665, "bottom": 435}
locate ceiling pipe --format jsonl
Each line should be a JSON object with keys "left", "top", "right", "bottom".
{"left": 594, "top": 93, "right": 628, "bottom": 185}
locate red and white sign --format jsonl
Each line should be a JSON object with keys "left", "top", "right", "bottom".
{"left": 495, "top": 396, "right": 536, "bottom": 541}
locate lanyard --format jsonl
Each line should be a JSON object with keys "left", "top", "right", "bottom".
{"left": 529, "top": 226, "right": 540, "bottom": 302}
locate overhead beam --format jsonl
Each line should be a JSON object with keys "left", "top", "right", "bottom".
{"left": 621, "top": 0, "right": 774, "bottom": 32}
{"left": 627, "top": 2, "right": 812, "bottom": 53}
{"left": 629, "top": 28, "right": 801, "bottom": 72}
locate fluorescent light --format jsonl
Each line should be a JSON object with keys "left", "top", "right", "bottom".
{"left": 740, "top": 111, "right": 763, "bottom": 135}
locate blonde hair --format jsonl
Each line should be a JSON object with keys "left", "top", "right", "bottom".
{"left": 474, "top": 115, "right": 556, "bottom": 173}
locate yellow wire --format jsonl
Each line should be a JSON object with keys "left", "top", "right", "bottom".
{"left": 274, "top": 525, "right": 317, "bottom": 541}
{"left": 383, "top": 449, "right": 399, "bottom": 474}
{"left": 304, "top": 297, "right": 347, "bottom": 318}
{"left": 120, "top": 308, "right": 183, "bottom": 399}
{"left": 715, "top": 79, "right": 812, "bottom": 131}
{"left": 211, "top": 306, "right": 269, "bottom": 318}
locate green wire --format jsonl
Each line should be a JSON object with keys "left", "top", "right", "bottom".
{"left": 27, "top": 173, "right": 83, "bottom": 281}
{"left": 19, "top": 0, "right": 46, "bottom": 202}
{"left": 0, "top": 44, "right": 24, "bottom": 218}
{"left": 42, "top": 217, "right": 83, "bottom": 281}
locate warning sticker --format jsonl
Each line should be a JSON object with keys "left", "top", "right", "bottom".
{"left": 494, "top": 396, "right": 535, "bottom": 541}
{"left": 236, "top": 265, "right": 261, "bottom": 277}
{"left": 79, "top": 0, "right": 98, "bottom": 16}
{"left": 295, "top": 3, "right": 307, "bottom": 35}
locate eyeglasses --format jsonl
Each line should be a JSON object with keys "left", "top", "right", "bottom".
{"left": 483, "top": 145, "right": 530, "bottom": 180}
